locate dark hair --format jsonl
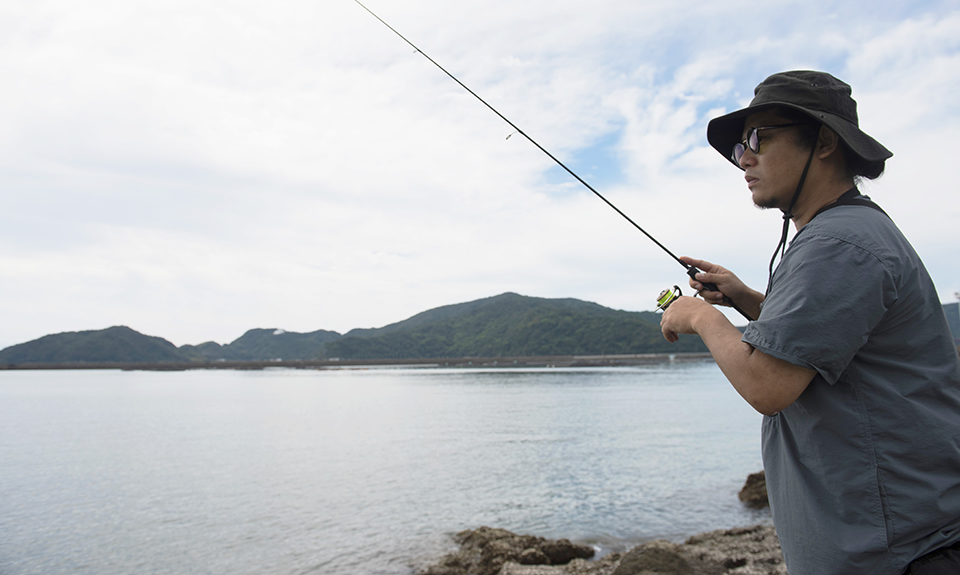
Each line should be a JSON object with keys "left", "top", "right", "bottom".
{"left": 772, "top": 107, "right": 885, "bottom": 181}
{"left": 841, "top": 141, "right": 885, "bottom": 180}
{"left": 771, "top": 107, "right": 820, "bottom": 148}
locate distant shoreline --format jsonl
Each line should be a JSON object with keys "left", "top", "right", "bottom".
{"left": 0, "top": 352, "right": 715, "bottom": 372}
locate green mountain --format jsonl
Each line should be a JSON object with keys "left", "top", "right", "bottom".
{"left": 0, "top": 293, "right": 707, "bottom": 365}
{"left": 177, "top": 341, "right": 227, "bottom": 361}
{"left": 323, "top": 292, "right": 706, "bottom": 359}
{"left": 0, "top": 325, "right": 186, "bottom": 364}
{"left": 180, "top": 328, "right": 342, "bottom": 361}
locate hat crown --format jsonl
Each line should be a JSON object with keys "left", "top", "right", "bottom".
{"left": 751, "top": 71, "right": 859, "bottom": 126}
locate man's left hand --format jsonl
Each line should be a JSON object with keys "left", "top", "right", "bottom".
{"left": 660, "top": 296, "right": 713, "bottom": 342}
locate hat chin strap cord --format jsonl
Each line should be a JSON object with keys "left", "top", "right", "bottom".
{"left": 764, "top": 145, "right": 817, "bottom": 297}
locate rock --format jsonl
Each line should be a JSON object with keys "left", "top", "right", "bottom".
{"left": 612, "top": 540, "right": 698, "bottom": 575}
{"left": 611, "top": 525, "right": 784, "bottom": 575}
{"left": 420, "top": 526, "right": 595, "bottom": 575}
{"left": 421, "top": 473, "right": 782, "bottom": 575}
{"left": 422, "top": 524, "right": 783, "bottom": 575}
{"left": 518, "top": 548, "right": 551, "bottom": 565}
{"left": 738, "top": 471, "right": 769, "bottom": 508}
{"left": 542, "top": 539, "right": 595, "bottom": 564}
{"left": 499, "top": 565, "right": 566, "bottom": 575}
{"left": 499, "top": 555, "right": 622, "bottom": 575}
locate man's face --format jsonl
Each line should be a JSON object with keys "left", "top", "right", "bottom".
{"left": 739, "top": 109, "right": 813, "bottom": 210}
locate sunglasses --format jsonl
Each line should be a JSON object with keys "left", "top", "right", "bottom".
{"left": 732, "top": 122, "right": 807, "bottom": 166}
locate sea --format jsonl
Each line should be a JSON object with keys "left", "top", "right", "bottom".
{"left": 0, "top": 360, "right": 770, "bottom": 575}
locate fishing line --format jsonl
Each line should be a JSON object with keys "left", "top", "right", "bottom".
{"left": 353, "top": 0, "right": 753, "bottom": 322}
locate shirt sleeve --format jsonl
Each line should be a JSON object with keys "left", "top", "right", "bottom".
{"left": 742, "top": 232, "right": 898, "bottom": 384}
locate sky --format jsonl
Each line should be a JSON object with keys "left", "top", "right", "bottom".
{"left": 2, "top": 0, "right": 959, "bottom": 349}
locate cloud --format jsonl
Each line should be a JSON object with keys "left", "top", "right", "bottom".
{"left": 1, "top": 0, "right": 959, "bottom": 348}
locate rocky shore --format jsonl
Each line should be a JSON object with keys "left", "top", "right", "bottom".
{"left": 419, "top": 472, "right": 784, "bottom": 575}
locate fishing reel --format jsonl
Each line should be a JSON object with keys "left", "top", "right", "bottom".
{"left": 655, "top": 285, "right": 683, "bottom": 312}
{"left": 656, "top": 279, "right": 752, "bottom": 321}
{"left": 656, "top": 266, "right": 719, "bottom": 313}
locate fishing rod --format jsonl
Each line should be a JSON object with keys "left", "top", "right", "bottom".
{"left": 353, "top": 0, "right": 752, "bottom": 322}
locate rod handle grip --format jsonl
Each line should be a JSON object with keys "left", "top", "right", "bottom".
{"left": 687, "top": 267, "right": 720, "bottom": 293}
{"left": 686, "top": 267, "right": 753, "bottom": 321}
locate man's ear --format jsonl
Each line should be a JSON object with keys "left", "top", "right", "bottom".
{"left": 816, "top": 126, "right": 841, "bottom": 160}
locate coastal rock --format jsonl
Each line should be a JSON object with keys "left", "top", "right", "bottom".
{"left": 612, "top": 525, "right": 785, "bottom": 575}
{"left": 421, "top": 525, "right": 784, "bottom": 575}
{"left": 420, "top": 526, "right": 595, "bottom": 575}
{"left": 612, "top": 540, "right": 696, "bottom": 575}
{"left": 499, "top": 555, "right": 622, "bottom": 575}
{"left": 737, "top": 471, "right": 768, "bottom": 508}
{"left": 421, "top": 472, "right": 783, "bottom": 575}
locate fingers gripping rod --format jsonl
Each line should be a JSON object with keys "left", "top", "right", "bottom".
{"left": 354, "top": 0, "right": 753, "bottom": 322}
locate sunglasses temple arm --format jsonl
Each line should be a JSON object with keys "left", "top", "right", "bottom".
{"left": 686, "top": 267, "right": 754, "bottom": 321}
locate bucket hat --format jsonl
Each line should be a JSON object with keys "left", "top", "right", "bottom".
{"left": 707, "top": 71, "right": 892, "bottom": 172}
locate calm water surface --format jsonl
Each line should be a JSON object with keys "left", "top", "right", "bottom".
{"left": 0, "top": 362, "right": 768, "bottom": 574}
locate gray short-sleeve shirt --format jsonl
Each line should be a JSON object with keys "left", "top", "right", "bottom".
{"left": 742, "top": 202, "right": 960, "bottom": 575}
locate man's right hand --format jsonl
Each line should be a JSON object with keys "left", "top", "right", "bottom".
{"left": 681, "top": 256, "right": 765, "bottom": 320}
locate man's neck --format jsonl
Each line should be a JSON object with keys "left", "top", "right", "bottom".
{"left": 791, "top": 177, "right": 856, "bottom": 229}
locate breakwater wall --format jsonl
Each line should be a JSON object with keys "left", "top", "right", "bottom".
{"left": 0, "top": 352, "right": 714, "bottom": 372}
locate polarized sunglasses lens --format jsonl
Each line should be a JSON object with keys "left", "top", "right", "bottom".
{"left": 732, "top": 143, "right": 745, "bottom": 164}
{"left": 748, "top": 128, "right": 760, "bottom": 153}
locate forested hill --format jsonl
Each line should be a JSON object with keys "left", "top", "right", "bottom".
{"left": 0, "top": 326, "right": 185, "bottom": 364}
{"left": 325, "top": 292, "right": 706, "bottom": 359}
{"left": 0, "top": 293, "right": 707, "bottom": 365}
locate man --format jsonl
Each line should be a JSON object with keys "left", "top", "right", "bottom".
{"left": 659, "top": 70, "right": 960, "bottom": 574}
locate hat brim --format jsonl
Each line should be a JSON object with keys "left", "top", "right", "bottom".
{"left": 707, "top": 101, "right": 893, "bottom": 169}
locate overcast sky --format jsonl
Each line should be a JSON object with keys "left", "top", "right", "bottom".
{"left": 2, "top": 0, "right": 959, "bottom": 349}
